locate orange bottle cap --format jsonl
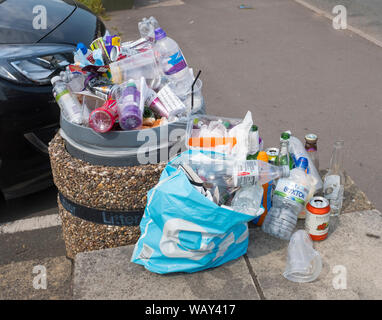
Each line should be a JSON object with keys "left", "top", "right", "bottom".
{"left": 257, "top": 151, "right": 269, "bottom": 162}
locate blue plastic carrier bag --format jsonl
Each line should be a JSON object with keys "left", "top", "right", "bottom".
{"left": 131, "top": 151, "right": 256, "bottom": 274}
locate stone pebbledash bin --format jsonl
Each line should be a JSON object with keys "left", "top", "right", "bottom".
{"left": 49, "top": 101, "right": 205, "bottom": 259}
{"left": 49, "top": 133, "right": 167, "bottom": 259}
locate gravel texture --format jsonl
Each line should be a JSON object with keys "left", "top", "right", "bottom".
{"left": 58, "top": 196, "right": 141, "bottom": 259}
{"left": 49, "top": 133, "right": 166, "bottom": 259}
{"left": 49, "top": 133, "right": 166, "bottom": 211}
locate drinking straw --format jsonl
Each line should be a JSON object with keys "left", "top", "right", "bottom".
{"left": 191, "top": 70, "right": 202, "bottom": 109}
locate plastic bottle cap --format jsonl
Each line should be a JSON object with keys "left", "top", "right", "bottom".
{"left": 154, "top": 28, "right": 167, "bottom": 40}
{"left": 76, "top": 42, "right": 88, "bottom": 55}
{"left": 257, "top": 151, "right": 268, "bottom": 162}
{"left": 296, "top": 157, "right": 309, "bottom": 171}
{"left": 50, "top": 76, "right": 61, "bottom": 85}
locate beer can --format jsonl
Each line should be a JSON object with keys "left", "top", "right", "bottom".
{"left": 266, "top": 147, "right": 279, "bottom": 165}
{"left": 305, "top": 196, "right": 331, "bottom": 241}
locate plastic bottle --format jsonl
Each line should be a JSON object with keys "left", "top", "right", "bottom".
{"left": 89, "top": 100, "right": 118, "bottom": 133}
{"left": 262, "top": 157, "right": 312, "bottom": 240}
{"left": 153, "top": 23, "right": 193, "bottom": 95}
{"left": 187, "top": 159, "right": 289, "bottom": 188}
{"left": 51, "top": 76, "right": 82, "bottom": 124}
{"left": 289, "top": 135, "right": 323, "bottom": 193}
{"left": 76, "top": 42, "right": 95, "bottom": 64}
{"left": 248, "top": 125, "right": 260, "bottom": 156}
{"left": 231, "top": 183, "right": 264, "bottom": 216}
{"left": 60, "top": 70, "right": 85, "bottom": 93}
{"left": 323, "top": 140, "right": 345, "bottom": 216}
{"left": 117, "top": 81, "right": 142, "bottom": 130}
{"left": 255, "top": 151, "right": 273, "bottom": 226}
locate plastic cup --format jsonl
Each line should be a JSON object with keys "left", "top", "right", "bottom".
{"left": 283, "top": 230, "right": 322, "bottom": 283}
{"left": 177, "top": 78, "right": 203, "bottom": 113}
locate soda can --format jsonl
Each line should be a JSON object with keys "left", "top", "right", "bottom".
{"left": 90, "top": 37, "right": 111, "bottom": 64}
{"left": 266, "top": 147, "right": 279, "bottom": 165}
{"left": 305, "top": 196, "right": 331, "bottom": 241}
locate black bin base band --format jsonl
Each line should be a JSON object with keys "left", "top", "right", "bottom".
{"left": 59, "top": 193, "right": 144, "bottom": 227}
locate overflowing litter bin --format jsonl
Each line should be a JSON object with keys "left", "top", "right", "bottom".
{"left": 48, "top": 17, "right": 205, "bottom": 258}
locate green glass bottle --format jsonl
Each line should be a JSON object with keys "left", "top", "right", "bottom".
{"left": 276, "top": 131, "right": 294, "bottom": 169}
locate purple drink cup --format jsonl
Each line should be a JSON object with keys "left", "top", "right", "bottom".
{"left": 119, "top": 104, "right": 142, "bottom": 130}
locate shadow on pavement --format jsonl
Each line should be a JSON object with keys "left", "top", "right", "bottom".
{"left": 0, "top": 186, "right": 58, "bottom": 223}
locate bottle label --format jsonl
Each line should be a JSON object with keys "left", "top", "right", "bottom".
{"left": 274, "top": 179, "right": 309, "bottom": 205}
{"left": 157, "top": 84, "right": 186, "bottom": 114}
{"left": 164, "top": 50, "right": 187, "bottom": 75}
{"left": 55, "top": 89, "right": 70, "bottom": 102}
{"left": 305, "top": 210, "right": 330, "bottom": 237}
{"left": 323, "top": 175, "right": 341, "bottom": 200}
{"left": 236, "top": 161, "right": 259, "bottom": 186}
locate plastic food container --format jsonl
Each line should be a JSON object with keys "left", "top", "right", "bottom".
{"left": 109, "top": 49, "right": 161, "bottom": 87}
{"left": 185, "top": 114, "right": 243, "bottom": 154}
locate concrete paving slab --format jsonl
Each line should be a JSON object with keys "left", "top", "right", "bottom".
{"left": 73, "top": 245, "right": 259, "bottom": 300}
{"left": 0, "top": 256, "right": 72, "bottom": 300}
{"left": 247, "top": 209, "right": 382, "bottom": 299}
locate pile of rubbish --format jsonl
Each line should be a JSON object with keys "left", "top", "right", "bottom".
{"left": 51, "top": 16, "right": 203, "bottom": 133}
{"left": 132, "top": 111, "right": 346, "bottom": 279}
{"left": 50, "top": 16, "right": 347, "bottom": 282}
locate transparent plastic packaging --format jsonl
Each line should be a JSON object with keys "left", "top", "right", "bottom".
{"left": 231, "top": 184, "right": 264, "bottom": 217}
{"left": 109, "top": 49, "right": 161, "bottom": 85}
{"left": 171, "top": 152, "right": 289, "bottom": 188}
{"left": 114, "top": 78, "right": 145, "bottom": 130}
{"left": 289, "top": 136, "right": 323, "bottom": 192}
{"left": 185, "top": 113, "right": 253, "bottom": 159}
{"left": 283, "top": 230, "right": 322, "bottom": 283}
{"left": 175, "top": 78, "right": 203, "bottom": 114}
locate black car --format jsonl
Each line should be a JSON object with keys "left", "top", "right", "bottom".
{"left": 0, "top": 0, "right": 106, "bottom": 200}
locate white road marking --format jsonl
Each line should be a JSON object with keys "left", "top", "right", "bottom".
{"left": 0, "top": 214, "right": 61, "bottom": 235}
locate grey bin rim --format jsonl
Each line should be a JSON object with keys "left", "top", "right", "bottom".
{"left": 60, "top": 99, "right": 205, "bottom": 149}
{"left": 60, "top": 128, "right": 181, "bottom": 158}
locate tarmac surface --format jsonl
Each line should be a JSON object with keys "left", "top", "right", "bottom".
{"left": 105, "top": 0, "right": 382, "bottom": 212}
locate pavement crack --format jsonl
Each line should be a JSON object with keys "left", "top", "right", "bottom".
{"left": 244, "top": 254, "right": 266, "bottom": 300}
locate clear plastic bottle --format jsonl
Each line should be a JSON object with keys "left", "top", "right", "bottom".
{"left": 60, "top": 70, "right": 85, "bottom": 93}
{"left": 231, "top": 183, "right": 264, "bottom": 216}
{"left": 323, "top": 140, "right": 345, "bottom": 216}
{"left": 181, "top": 159, "right": 290, "bottom": 188}
{"left": 153, "top": 24, "right": 193, "bottom": 95}
{"left": 262, "top": 157, "right": 312, "bottom": 240}
{"left": 51, "top": 76, "right": 82, "bottom": 124}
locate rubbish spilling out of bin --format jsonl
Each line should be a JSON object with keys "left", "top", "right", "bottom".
{"left": 49, "top": 16, "right": 347, "bottom": 279}
{"left": 51, "top": 16, "right": 203, "bottom": 134}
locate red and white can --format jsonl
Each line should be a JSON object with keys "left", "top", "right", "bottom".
{"left": 305, "top": 196, "right": 331, "bottom": 241}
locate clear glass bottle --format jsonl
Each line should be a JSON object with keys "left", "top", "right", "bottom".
{"left": 323, "top": 141, "right": 345, "bottom": 216}
{"left": 304, "top": 134, "right": 319, "bottom": 171}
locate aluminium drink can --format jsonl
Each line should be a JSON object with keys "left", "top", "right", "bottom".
{"left": 305, "top": 196, "right": 331, "bottom": 241}
{"left": 265, "top": 147, "right": 279, "bottom": 165}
